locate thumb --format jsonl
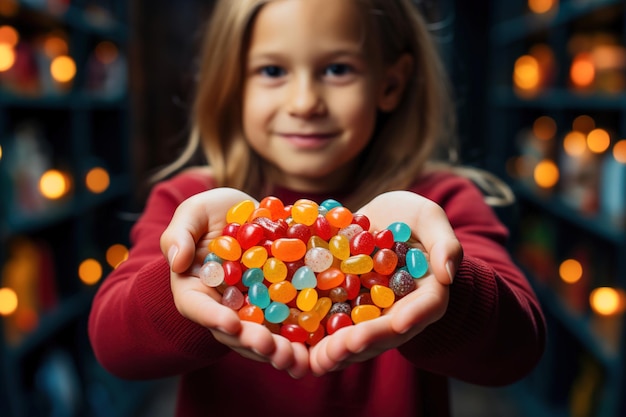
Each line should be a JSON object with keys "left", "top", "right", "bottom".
{"left": 428, "top": 239, "right": 463, "bottom": 285}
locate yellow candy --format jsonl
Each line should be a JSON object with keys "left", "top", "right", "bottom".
{"left": 291, "top": 202, "right": 319, "bottom": 226}
{"left": 296, "top": 288, "right": 318, "bottom": 312}
{"left": 351, "top": 305, "right": 381, "bottom": 324}
{"left": 307, "top": 235, "right": 329, "bottom": 250}
{"left": 263, "top": 257, "right": 288, "bottom": 283}
{"left": 370, "top": 285, "right": 395, "bottom": 308}
{"left": 329, "top": 235, "right": 350, "bottom": 260}
{"left": 240, "top": 246, "right": 268, "bottom": 269}
{"left": 341, "top": 254, "right": 374, "bottom": 275}
{"left": 312, "top": 297, "right": 332, "bottom": 319}
{"left": 298, "top": 311, "right": 321, "bottom": 332}
{"left": 226, "top": 199, "right": 256, "bottom": 224}
{"left": 210, "top": 236, "right": 242, "bottom": 261}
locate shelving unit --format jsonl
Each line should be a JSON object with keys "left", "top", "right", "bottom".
{"left": 486, "top": 1, "right": 626, "bottom": 416}
{"left": 0, "top": 1, "right": 149, "bottom": 416}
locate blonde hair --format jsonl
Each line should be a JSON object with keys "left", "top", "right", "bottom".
{"left": 156, "top": 0, "right": 511, "bottom": 209}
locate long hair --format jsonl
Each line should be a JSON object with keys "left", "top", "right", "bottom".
{"left": 155, "top": 0, "right": 509, "bottom": 209}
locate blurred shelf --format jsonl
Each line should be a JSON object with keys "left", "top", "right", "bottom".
{"left": 490, "top": 87, "right": 626, "bottom": 110}
{"left": 0, "top": 90, "right": 128, "bottom": 110}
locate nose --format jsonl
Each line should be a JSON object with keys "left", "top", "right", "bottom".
{"left": 287, "top": 76, "right": 325, "bottom": 118}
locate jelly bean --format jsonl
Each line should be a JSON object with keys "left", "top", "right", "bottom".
{"left": 326, "top": 312, "right": 353, "bottom": 335}
{"left": 236, "top": 223, "right": 265, "bottom": 250}
{"left": 268, "top": 281, "right": 297, "bottom": 303}
{"left": 329, "top": 235, "right": 350, "bottom": 260}
{"left": 316, "top": 267, "right": 345, "bottom": 290}
{"left": 291, "top": 202, "right": 319, "bottom": 226}
{"left": 238, "top": 304, "right": 264, "bottom": 324}
{"left": 296, "top": 287, "right": 318, "bottom": 311}
{"left": 311, "top": 216, "right": 333, "bottom": 241}
{"left": 291, "top": 266, "right": 317, "bottom": 289}
{"left": 341, "top": 274, "right": 361, "bottom": 300}
{"left": 387, "top": 221, "right": 412, "bottom": 242}
{"left": 226, "top": 199, "right": 256, "bottom": 224}
{"left": 203, "top": 252, "right": 223, "bottom": 264}
{"left": 360, "top": 271, "right": 389, "bottom": 289}
{"left": 308, "top": 235, "right": 329, "bottom": 250}
{"left": 210, "top": 235, "right": 242, "bottom": 261}
{"left": 329, "top": 301, "right": 351, "bottom": 316}
{"left": 304, "top": 247, "right": 334, "bottom": 273}
{"left": 287, "top": 223, "right": 312, "bottom": 243}
{"left": 294, "top": 198, "right": 319, "bottom": 208}
{"left": 352, "top": 292, "right": 374, "bottom": 307}
{"left": 350, "top": 230, "right": 375, "bottom": 256}
{"left": 241, "top": 246, "right": 268, "bottom": 269}
{"left": 337, "top": 224, "right": 363, "bottom": 242}
{"left": 249, "top": 207, "right": 272, "bottom": 221}
{"left": 199, "top": 261, "right": 225, "bottom": 287}
{"left": 280, "top": 323, "right": 309, "bottom": 343}
{"left": 351, "top": 213, "right": 371, "bottom": 231}
{"left": 370, "top": 284, "right": 395, "bottom": 308}
{"left": 263, "top": 257, "right": 288, "bottom": 283}
{"left": 351, "top": 305, "right": 381, "bottom": 323}
{"left": 320, "top": 199, "right": 342, "bottom": 211}
{"left": 271, "top": 238, "right": 306, "bottom": 262}
{"left": 341, "top": 254, "right": 374, "bottom": 275}
{"left": 242, "top": 268, "right": 264, "bottom": 287}
{"left": 326, "top": 206, "right": 353, "bottom": 228}
{"left": 252, "top": 217, "right": 288, "bottom": 240}
{"left": 298, "top": 311, "right": 321, "bottom": 332}
{"left": 306, "top": 324, "right": 326, "bottom": 346}
{"left": 265, "top": 301, "right": 290, "bottom": 323}
{"left": 222, "top": 260, "right": 243, "bottom": 285}
{"left": 392, "top": 241, "right": 409, "bottom": 268}
{"left": 389, "top": 269, "right": 416, "bottom": 298}
{"left": 221, "top": 285, "right": 244, "bottom": 310}
{"left": 221, "top": 222, "right": 240, "bottom": 239}
{"left": 406, "top": 248, "right": 429, "bottom": 278}
{"left": 285, "top": 259, "right": 305, "bottom": 280}
{"left": 265, "top": 321, "right": 281, "bottom": 334}
{"left": 374, "top": 229, "right": 395, "bottom": 250}
{"left": 312, "top": 297, "right": 332, "bottom": 319}
{"left": 284, "top": 307, "right": 301, "bottom": 325}
{"left": 258, "top": 196, "right": 287, "bottom": 220}
{"left": 329, "top": 286, "right": 348, "bottom": 303}
{"left": 259, "top": 238, "right": 273, "bottom": 256}
{"left": 372, "top": 248, "right": 398, "bottom": 275}
{"left": 248, "top": 282, "right": 270, "bottom": 309}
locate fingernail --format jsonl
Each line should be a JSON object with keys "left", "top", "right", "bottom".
{"left": 167, "top": 246, "right": 179, "bottom": 267}
{"left": 446, "top": 260, "right": 455, "bottom": 284}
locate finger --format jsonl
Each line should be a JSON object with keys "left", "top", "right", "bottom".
{"left": 287, "top": 342, "right": 310, "bottom": 378}
{"left": 267, "top": 336, "right": 295, "bottom": 371}
{"left": 177, "top": 289, "right": 243, "bottom": 335}
{"left": 390, "top": 282, "right": 448, "bottom": 334}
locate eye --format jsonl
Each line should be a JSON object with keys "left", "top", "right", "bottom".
{"left": 259, "top": 65, "right": 285, "bottom": 78}
{"left": 324, "top": 63, "right": 352, "bottom": 77}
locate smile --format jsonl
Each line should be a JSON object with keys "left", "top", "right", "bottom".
{"left": 279, "top": 133, "right": 338, "bottom": 150}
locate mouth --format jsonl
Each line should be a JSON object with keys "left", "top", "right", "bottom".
{"left": 279, "top": 132, "right": 338, "bottom": 150}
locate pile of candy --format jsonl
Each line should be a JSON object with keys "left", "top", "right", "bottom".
{"left": 200, "top": 197, "right": 428, "bottom": 345}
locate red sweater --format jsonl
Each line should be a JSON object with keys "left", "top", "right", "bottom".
{"left": 89, "top": 169, "right": 545, "bottom": 417}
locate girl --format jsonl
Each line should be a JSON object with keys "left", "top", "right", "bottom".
{"left": 89, "top": 1, "right": 546, "bottom": 416}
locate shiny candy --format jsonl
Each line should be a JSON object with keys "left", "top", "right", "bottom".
{"left": 271, "top": 238, "right": 307, "bottom": 262}
{"left": 263, "top": 257, "right": 288, "bottom": 283}
{"left": 326, "top": 206, "right": 353, "bottom": 228}
{"left": 210, "top": 236, "right": 242, "bottom": 261}
{"left": 241, "top": 246, "right": 268, "bottom": 269}
{"left": 242, "top": 268, "right": 264, "bottom": 287}
{"left": 326, "top": 312, "right": 352, "bottom": 335}
{"left": 238, "top": 304, "right": 264, "bottom": 324}
{"left": 329, "top": 235, "right": 350, "bottom": 260}
{"left": 226, "top": 200, "right": 256, "bottom": 224}
{"left": 350, "top": 230, "right": 375, "bottom": 256}
{"left": 304, "top": 247, "right": 334, "bottom": 273}
{"left": 316, "top": 267, "right": 345, "bottom": 290}
{"left": 296, "top": 287, "right": 318, "bottom": 311}
{"left": 387, "top": 221, "right": 412, "bottom": 243}
{"left": 406, "top": 248, "right": 428, "bottom": 278}
{"left": 248, "top": 282, "right": 271, "bottom": 309}
{"left": 291, "top": 202, "right": 319, "bottom": 226}
{"left": 265, "top": 302, "right": 290, "bottom": 324}
{"left": 199, "top": 261, "right": 225, "bottom": 287}
{"left": 292, "top": 266, "right": 317, "bottom": 290}
{"left": 370, "top": 284, "right": 395, "bottom": 308}
{"left": 351, "top": 304, "right": 381, "bottom": 323}
{"left": 259, "top": 196, "right": 287, "bottom": 220}
{"left": 372, "top": 248, "right": 398, "bottom": 275}
{"left": 222, "top": 286, "right": 244, "bottom": 310}
{"left": 341, "top": 254, "right": 374, "bottom": 275}
{"left": 269, "top": 281, "right": 297, "bottom": 303}
{"left": 389, "top": 269, "right": 416, "bottom": 298}
{"left": 280, "top": 323, "right": 309, "bottom": 343}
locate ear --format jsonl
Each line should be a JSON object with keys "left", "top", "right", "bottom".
{"left": 377, "top": 53, "right": 414, "bottom": 112}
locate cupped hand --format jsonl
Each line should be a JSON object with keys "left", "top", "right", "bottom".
{"left": 160, "top": 187, "right": 309, "bottom": 378}
{"left": 309, "top": 191, "right": 462, "bottom": 375}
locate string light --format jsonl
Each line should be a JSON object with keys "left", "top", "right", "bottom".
{"left": 534, "top": 159, "right": 559, "bottom": 188}
{"left": 50, "top": 55, "right": 76, "bottom": 83}
{"left": 106, "top": 244, "right": 129, "bottom": 268}
{"left": 78, "top": 259, "right": 102, "bottom": 285}
{"left": 85, "top": 167, "right": 110, "bottom": 194}
{"left": 559, "top": 259, "right": 583, "bottom": 284}
{"left": 0, "top": 288, "right": 18, "bottom": 316}
{"left": 590, "top": 287, "right": 623, "bottom": 316}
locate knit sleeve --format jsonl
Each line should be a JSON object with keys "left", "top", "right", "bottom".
{"left": 397, "top": 172, "right": 546, "bottom": 386}
{"left": 88, "top": 172, "right": 230, "bottom": 380}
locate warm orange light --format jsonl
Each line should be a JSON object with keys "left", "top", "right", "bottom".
{"left": 39, "top": 169, "right": 69, "bottom": 200}
{"left": 514, "top": 55, "right": 541, "bottom": 91}
{"left": 572, "top": 115, "right": 596, "bottom": 134}
{"left": 85, "top": 167, "right": 110, "bottom": 193}
{"left": 534, "top": 159, "right": 559, "bottom": 188}
{"left": 95, "top": 41, "right": 119, "bottom": 65}
{"left": 533, "top": 116, "right": 557, "bottom": 140}
{"left": 50, "top": 55, "right": 76, "bottom": 83}
{"left": 570, "top": 53, "right": 595, "bottom": 88}
{"left": 0, "top": 25, "right": 18, "bottom": 46}
{"left": 528, "top": 0, "right": 557, "bottom": 14}
{"left": 590, "top": 287, "right": 623, "bottom": 316}
{"left": 559, "top": 259, "right": 583, "bottom": 284}
{"left": 613, "top": 140, "right": 626, "bottom": 164}
{"left": 0, "top": 0, "right": 19, "bottom": 17}
{"left": 0, "top": 43, "right": 15, "bottom": 71}
{"left": 43, "top": 35, "right": 68, "bottom": 58}
{"left": 79, "top": 259, "right": 103, "bottom": 285}
{"left": 106, "top": 244, "right": 129, "bottom": 268}
{"left": 587, "top": 128, "right": 611, "bottom": 154}
{"left": 0, "top": 144, "right": 3, "bottom": 160}
{"left": 0, "top": 288, "right": 18, "bottom": 316}
{"left": 563, "top": 131, "right": 588, "bottom": 157}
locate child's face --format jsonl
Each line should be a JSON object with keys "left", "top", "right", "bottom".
{"left": 242, "top": 0, "right": 388, "bottom": 193}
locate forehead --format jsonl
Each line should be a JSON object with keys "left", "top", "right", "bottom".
{"left": 248, "top": 0, "right": 366, "bottom": 56}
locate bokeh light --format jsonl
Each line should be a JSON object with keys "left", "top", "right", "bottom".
{"left": 559, "top": 259, "right": 583, "bottom": 284}
{"left": 85, "top": 167, "right": 110, "bottom": 194}
{"left": 50, "top": 55, "right": 76, "bottom": 83}
{"left": 95, "top": 41, "right": 118, "bottom": 65}
{"left": 570, "top": 53, "right": 595, "bottom": 88}
{"left": 563, "top": 131, "right": 588, "bottom": 157}
{"left": 572, "top": 115, "right": 596, "bottom": 134}
{"left": 43, "top": 35, "right": 69, "bottom": 58}
{"left": 528, "top": 0, "right": 558, "bottom": 14}
{"left": 613, "top": 140, "right": 626, "bottom": 164}
{"left": 533, "top": 116, "right": 557, "bottom": 141}
{"left": 106, "top": 244, "right": 129, "bottom": 268}
{"left": 39, "top": 169, "right": 70, "bottom": 200}
{"left": 0, "top": 288, "right": 18, "bottom": 316}
{"left": 514, "top": 55, "right": 541, "bottom": 91}
{"left": 79, "top": 259, "right": 103, "bottom": 285}
{"left": 0, "top": 25, "right": 18, "bottom": 46}
{"left": 0, "top": 43, "right": 15, "bottom": 71}
{"left": 590, "top": 287, "right": 623, "bottom": 316}
{"left": 586, "top": 128, "right": 611, "bottom": 154}
{"left": 534, "top": 159, "right": 559, "bottom": 188}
